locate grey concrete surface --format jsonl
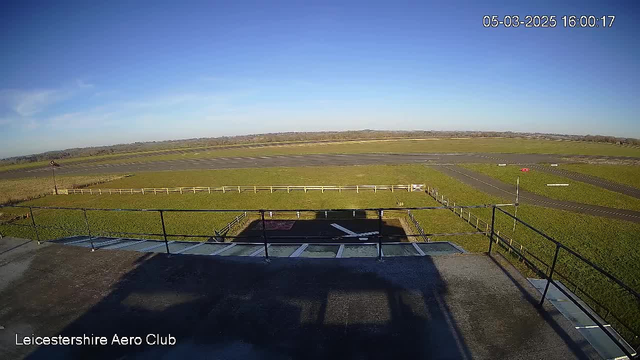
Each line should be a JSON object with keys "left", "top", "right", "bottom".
{"left": 433, "top": 165, "right": 640, "bottom": 223}
{"left": 0, "top": 240, "right": 599, "bottom": 359}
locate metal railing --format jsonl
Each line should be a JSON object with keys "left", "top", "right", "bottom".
{"left": 58, "top": 184, "right": 426, "bottom": 195}
{"left": 406, "top": 210, "right": 429, "bottom": 242}
{"left": 214, "top": 211, "right": 248, "bottom": 241}
{"left": 0, "top": 203, "right": 498, "bottom": 258}
{"left": 1, "top": 201, "right": 637, "bottom": 357}
{"left": 426, "top": 187, "right": 639, "bottom": 356}
{"left": 489, "top": 206, "right": 639, "bottom": 359}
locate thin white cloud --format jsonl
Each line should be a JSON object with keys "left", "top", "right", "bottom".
{"left": 43, "top": 89, "right": 256, "bottom": 130}
{"left": 0, "top": 80, "right": 94, "bottom": 117}
{"left": 0, "top": 88, "right": 72, "bottom": 116}
{"left": 76, "top": 79, "right": 94, "bottom": 89}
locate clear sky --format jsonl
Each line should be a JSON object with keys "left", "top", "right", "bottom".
{"left": 1, "top": 0, "right": 639, "bottom": 157}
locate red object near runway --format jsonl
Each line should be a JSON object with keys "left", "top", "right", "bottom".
{"left": 520, "top": 168, "right": 530, "bottom": 172}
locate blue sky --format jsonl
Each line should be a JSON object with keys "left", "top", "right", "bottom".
{"left": 1, "top": 0, "right": 639, "bottom": 157}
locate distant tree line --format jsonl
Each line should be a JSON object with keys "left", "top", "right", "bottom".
{"left": 2, "top": 130, "right": 639, "bottom": 165}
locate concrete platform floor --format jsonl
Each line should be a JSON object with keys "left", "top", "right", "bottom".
{"left": 0, "top": 237, "right": 599, "bottom": 360}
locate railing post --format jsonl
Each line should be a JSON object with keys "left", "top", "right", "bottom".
{"left": 83, "top": 209, "right": 95, "bottom": 251}
{"left": 539, "top": 244, "right": 561, "bottom": 307}
{"left": 261, "top": 210, "right": 269, "bottom": 261}
{"left": 377, "top": 209, "right": 383, "bottom": 260}
{"left": 28, "top": 207, "right": 41, "bottom": 244}
{"left": 159, "top": 210, "right": 170, "bottom": 254}
{"left": 488, "top": 205, "right": 496, "bottom": 254}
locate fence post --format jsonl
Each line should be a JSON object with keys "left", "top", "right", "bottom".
{"left": 28, "top": 207, "right": 41, "bottom": 244}
{"left": 488, "top": 206, "right": 496, "bottom": 254}
{"left": 83, "top": 209, "right": 95, "bottom": 251}
{"left": 261, "top": 210, "right": 269, "bottom": 260}
{"left": 159, "top": 210, "right": 170, "bottom": 254}
{"left": 377, "top": 209, "right": 383, "bottom": 260}
{"left": 539, "top": 244, "right": 561, "bottom": 307}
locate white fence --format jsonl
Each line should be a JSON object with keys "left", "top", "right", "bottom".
{"left": 57, "top": 184, "right": 426, "bottom": 195}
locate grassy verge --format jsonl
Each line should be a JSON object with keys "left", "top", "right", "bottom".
{"left": 562, "top": 163, "right": 640, "bottom": 189}
{"left": 83, "top": 165, "right": 430, "bottom": 188}
{"left": 0, "top": 175, "right": 126, "bottom": 206}
{"left": 460, "top": 163, "right": 640, "bottom": 212}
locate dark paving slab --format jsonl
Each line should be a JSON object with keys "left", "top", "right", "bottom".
{"left": 417, "top": 242, "right": 464, "bottom": 255}
{"left": 147, "top": 241, "right": 196, "bottom": 253}
{"left": 0, "top": 242, "right": 599, "bottom": 359}
{"left": 381, "top": 243, "right": 420, "bottom": 256}
{"left": 218, "top": 244, "right": 263, "bottom": 256}
{"left": 298, "top": 244, "right": 340, "bottom": 258}
{"left": 433, "top": 165, "right": 640, "bottom": 223}
{"left": 341, "top": 244, "right": 378, "bottom": 258}
{"left": 180, "top": 242, "right": 228, "bottom": 255}
{"left": 264, "top": 244, "right": 300, "bottom": 257}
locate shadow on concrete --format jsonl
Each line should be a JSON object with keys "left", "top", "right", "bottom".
{"left": 487, "top": 252, "right": 598, "bottom": 359}
{"left": 22, "top": 253, "right": 470, "bottom": 359}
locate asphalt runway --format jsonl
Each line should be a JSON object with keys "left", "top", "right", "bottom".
{"left": 434, "top": 165, "right": 640, "bottom": 223}
{"left": 0, "top": 152, "right": 572, "bottom": 179}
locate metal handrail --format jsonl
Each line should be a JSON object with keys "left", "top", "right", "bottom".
{"left": 495, "top": 206, "right": 640, "bottom": 302}
{"left": 1, "top": 201, "right": 637, "bottom": 357}
{"left": 492, "top": 205, "right": 639, "bottom": 359}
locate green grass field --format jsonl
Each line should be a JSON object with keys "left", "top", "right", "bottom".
{"left": 4, "top": 138, "right": 640, "bottom": 172}
{"left": 0, "top": 174, "right": 126, "bottom": 206}
{"left": 460, "top": 164, "right": 640, "bottom": 211}
{"left": 562, "top": 163, "right": 640, "bottom": 189}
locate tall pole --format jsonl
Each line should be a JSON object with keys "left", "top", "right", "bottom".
{"left": 377, "top": 209, "right": 383, "bottom": 260}
{"left": 160, "top": 210, "right": 170, "bottom": 254}
{"left": 261, "top": 210, "right": 269, "bottom": 261}
{"left": 513, "top": 176, "right": 519, "bottom": 232}
{"left": 489, "top": 205, "right": 496, "bottom": 254}
{"left": 51, "top": 165, "right": 58, "bottom": 195}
